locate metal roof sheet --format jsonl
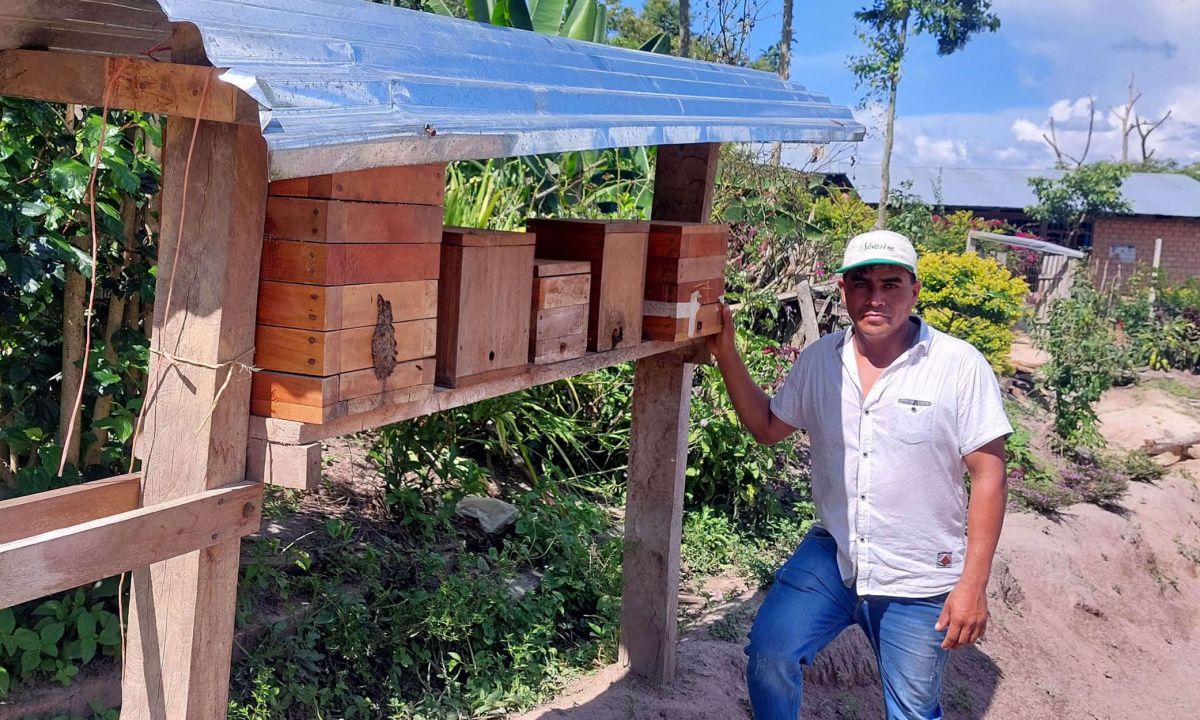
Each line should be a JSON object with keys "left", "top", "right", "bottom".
{"left": 841, "top": 164, "right": 1200, "bottom": 219}
{"left": 0, "top": 0, "right": 863, "bottom": 179}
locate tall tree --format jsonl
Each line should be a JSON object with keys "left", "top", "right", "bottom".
{"left": 849, "top": 1, "right": 1000, "bottom": 228}
{"left": 680, "top": 0, "right": 691, "bottom": 56}
{"left": 1026, "top": 162, "right": 1132, "bottom": 248}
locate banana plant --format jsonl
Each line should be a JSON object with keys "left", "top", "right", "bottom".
{"left": 431, "top": 0, "right": 608, "bottom": 43}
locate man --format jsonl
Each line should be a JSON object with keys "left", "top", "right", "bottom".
{"left": 706, "top": 230, "right": 1010, "bottom": 720}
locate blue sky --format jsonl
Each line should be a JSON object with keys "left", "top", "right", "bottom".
{"left": 632, "top": 0, "right": 1200, "bottom": 169}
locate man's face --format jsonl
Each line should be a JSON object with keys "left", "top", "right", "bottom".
{"left": 838, "top": 264, "right": 921, "bottom": 342}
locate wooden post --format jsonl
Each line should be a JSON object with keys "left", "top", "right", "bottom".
{"left": 793, "top": 279, "right": 820, "bottom": 349}
{"left": 619, "top": 142, "right": 718, "bottom": 683}
{"left": 1148, "top": 237, "right": 1163, "bottom": 317}
{"left": 120, "top": 76, "right": 269, "bottom": 718}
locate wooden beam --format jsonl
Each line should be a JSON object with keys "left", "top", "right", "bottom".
{"left": 651, "top": 143, "right": 721, "bottom": 223}
{"left": 0, "top": 482, "right": 261, "bottom": 611}
{"left": 0, "top": 49, "right": 259, "bottom": 124}
{"left": 0, "top": 474, "right": 140, "bottom": 545}
{"left": 246, "top": 437, "right": 321, "bottom": 491}
{"left": 122, "top": 24, "right": 269, "bottom": 717}
{"left": 249, "top": 338, "right": 707, "bottom": 445}
{"left": 618, "top": 348, "right": 696, "bottom": 683}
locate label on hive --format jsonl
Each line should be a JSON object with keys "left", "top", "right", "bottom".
{"left": 257, "top": 280, "right": 438, "bottom": 331}
{"left": 267, "top": 165, "right": 446, "bottom": 205}
{"left": 260, "top": 240, "right": 440, "bottom": 286}
{"left": 644, "top": 277, "right": 725, "bottom": 304}
{"left": 255, "top": 318, "right": 437, "bottom": 376}
{"left": 645, "top": 255, "right": 726, "bottom": 285}
{"left": 643, "top": 303, "right": 723, "bottom": 342}
{"left": 264, "top": 197, "right": 443, "bottom": 244}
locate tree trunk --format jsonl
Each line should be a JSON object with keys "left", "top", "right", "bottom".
{"left": 59, "top": 241, "right": 87, "bottom": 469}
{"left": 779, "top": 0, "right": 792, "bottom": 81}
{"left": 876, "top": 13, "right": 908, "bottom": 230}
{"left": 679, "top": 0, "right": 691, "bottom": 58}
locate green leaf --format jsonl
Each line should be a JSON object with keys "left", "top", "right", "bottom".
{"left": 639, "top": 32, "right": 672, "bottom": 54}
{"left": 41, "top": 621, "right": 64, "bottom": 651}
{"left": 528, "top": 0, "right": 566, "bottom": 34}
{"left": 424, "top": 0, "right": 456, "bottom": 16}
{"left": 0, "top": 609, "right": 14, "bottom": 636}
{"left": 12, "top": 628, "right": 40, "bottom": 652}
{"left": 48, "top": 157, "right": 90, "bottom": 202}
{"left": 98, "top": 622, "right": 120, "bottom": 647}
{"left": 20, "top": 649, "right": 39, "bottom": 674}
{"left": 80, "top": 636, "right": 97, "bottom": 664}
{"left": 468, "top": 0, "right": 491, "bottom": 22}
{"left": 0, "top": 666, "right": 9, "bottom": 697}
{"left": 561, "top": 0, "right": 597, "bottom": 40}
{"left": 508, "top": 0, "right": 534, "bottom": 30}
{"left": 591, "top": 3, "right": 607, "bottom": 43}
{"left": 77, "top": 610, "right": 96, "bottom": 639}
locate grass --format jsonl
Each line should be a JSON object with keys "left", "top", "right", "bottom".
{"left": 1145, "top": 376, "right": 1200, "bottom": 401}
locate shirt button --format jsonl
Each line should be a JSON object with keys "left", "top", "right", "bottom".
{"left": 859, "top": 537, "right": 866, "bottom": 543}
{"left": 862, "top": 452, "right": 868, "bottom": 458}
{"left": 860, "top": 494, "right": 867, "bottom": 500}
{"left": 865, "top": 410, "right": 871, "bottom": 415}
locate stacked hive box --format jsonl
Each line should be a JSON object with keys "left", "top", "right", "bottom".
{"left": 437, "top": 227, "right": 535, "bottom": 387}
{"left": 251, "top": 165, "right": 445, "bottom": 423}
{"left": 530, "top": 258, "right": 590, "bottom": 363}
{"left": 642, "top": 221, "right": 729, "bottom": 341}
{"left": 526, "top": 218, "right": 649, "bottom": 352}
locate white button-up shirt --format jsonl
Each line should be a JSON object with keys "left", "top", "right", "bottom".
{"left": 770, "top": 317, "right": 1012, "bottom": 598}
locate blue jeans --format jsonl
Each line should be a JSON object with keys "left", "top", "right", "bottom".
{"left": 746, "top": 528, "right": 950, "bottom": 719}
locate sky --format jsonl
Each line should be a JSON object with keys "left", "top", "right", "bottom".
{"left": 651, "top": 0, "right": 1200, "bottom": 170}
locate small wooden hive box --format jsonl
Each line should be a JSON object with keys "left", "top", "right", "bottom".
{"left": 642, "top": 221, "right": 730, "bottom": 342}
{"left": 251, "top": 165, "right": 445, "bottom": 424}
{"left": 437, "top": 227, "right": 536, "bottom": 387}
{"left": 531, "top": 258, "right": 591, "bottom": 364}
{"left": 526, "top": 218, "right": 649, "bottom": 352}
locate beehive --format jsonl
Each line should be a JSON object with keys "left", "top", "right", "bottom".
{"left": 526, "top": 218, "right": 649, "bottom": 352}
{"left": 437, "top": 227, "right": 536, "bottom": 387}
{"left": 642, "top": 222, "right": 729, "bottom": 342}
{"left": 530, "top": 258, "right": 590, "bottom": 364}
{"left": 250, "top": 165, "right": 445, "bottom": 423}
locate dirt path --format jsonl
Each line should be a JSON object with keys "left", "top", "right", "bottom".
{"left": 517, "top": 380, "right": 1200, "bottom": 720}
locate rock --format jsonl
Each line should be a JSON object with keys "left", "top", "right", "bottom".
{"left": 1186, "top": 444, "right": 1200, "bottom": 460}
{"left": 1155, "top": 451, "right": 1183, "bottom": 467}
{"left": 506, "top": 570, "right": 543, "bottom": 599}
{"left": 456, "top": 496, "right": 520, "bottom": 534}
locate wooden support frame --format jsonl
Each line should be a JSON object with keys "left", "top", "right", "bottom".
{"left": 0, "top": 474, "right": 140, "bottom": 545}
{"left": 0, "top": 481, "right": 261, "bottom": 610}
{"left": 0, "top": 49, "right": 260, "bottom": 125}
{"left": 619, "top": 142, "right": 719, "bottom": 684}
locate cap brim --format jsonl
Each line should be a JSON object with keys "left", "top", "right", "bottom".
{"left": 834, "top": 259, "right": 916, "bottom": 275}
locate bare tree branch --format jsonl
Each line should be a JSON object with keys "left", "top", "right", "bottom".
{"left": 1135, "top": 109, "right": 1172, "bottom": 162}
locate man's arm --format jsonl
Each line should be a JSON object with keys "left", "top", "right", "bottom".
{"left": 936, "top": 436, "right": 1007, "bottom": 650}
{"left": 705, "top": 304, "right": 798, "bottom": 446}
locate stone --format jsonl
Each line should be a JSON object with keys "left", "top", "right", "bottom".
{"left": 1186, "top": 444, "right": 1200, "bottom": 460}
{"left": 1154, "top": 451, "right": 1183, "bottom": 467}
{"left": 506, "top": 570, "right": 543, "bottom": 599}
{"left": 456, "top": 495, "right": 520, "bottom": 534}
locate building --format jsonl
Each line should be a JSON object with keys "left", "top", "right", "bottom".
{"left": 844, "top": 164, "right": 1200, "bottom": 284}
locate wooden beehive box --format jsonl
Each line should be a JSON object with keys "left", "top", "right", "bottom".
{"left": 643, "top": 221, "right": 729, "bottom": 342}
{"left": 531, "top": 258, "right": 590, "bottom": 364}
{"left": 437, "top": 227, "right": 536, "bottom": 387}
{"left": 526, "top": 218, "right": 649, "bottom": 352}
{"left": 251, "top": 165, "right": 445, "bottom": 423}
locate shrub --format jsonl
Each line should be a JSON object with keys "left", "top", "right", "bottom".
{"left": 1059, "top": 460, "right": 1129, "bottom": 508}
{"left": 1123, "top": 450, "right": 1167, "bottom": 484}
{"left": 916, "top": 252, "right": 1029, "bottom": 373}
{"left": 1036, "top": 279, "right": 1124, "bottom": 446}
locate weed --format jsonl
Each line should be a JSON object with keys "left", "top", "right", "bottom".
{"left": 681, "top": 507, "right": 740, "bottom": 577}
{"left": 1123, "top": 450, "right": 1167, "bottom": 484}
{"left": 709, "top": 604, "right": 756, "bottom": 642}
{"left": 947, "top": 684, "right": 973, "bottom": 712}
{"left": 1175, "top": 536, "right": 1200, "bottom": 566}
{"left": 835, "top": 691, "right": 864, "bottom": 720}
{"left": 1145, "top": 376, "right": 1200, "bottom": 401}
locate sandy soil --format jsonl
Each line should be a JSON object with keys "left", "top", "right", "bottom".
{"left": 516, "top": 378, "right": 1200, "bottom": 720}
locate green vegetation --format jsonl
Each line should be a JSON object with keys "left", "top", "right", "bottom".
{"left": 1026, "top": 162, "right": 1132, "bottom": 247}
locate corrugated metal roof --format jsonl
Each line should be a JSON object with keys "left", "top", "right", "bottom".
{"left": 841, "top": 164, "right": 1200, "bottom": 219}
{"left": 0, "top": 0, "right": 863, "bottom": 179}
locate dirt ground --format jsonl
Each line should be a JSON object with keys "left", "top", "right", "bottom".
{"left": 515, "top": 376, "right": 1200, "bottom": 720}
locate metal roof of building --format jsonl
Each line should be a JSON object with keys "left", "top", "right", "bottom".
{"left": 840, "top": 164, "right": 1200, "bottom": 219}
{"left": 0, "top": 0, "right": 863, "bottom": 179}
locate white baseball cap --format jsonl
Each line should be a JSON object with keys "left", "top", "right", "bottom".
{"left": 835, "top": 230, "right": 918, "bottom": 275}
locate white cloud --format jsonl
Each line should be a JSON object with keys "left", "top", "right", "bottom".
{"left": 911, "top": 135, "right": 969, "bottom": 165}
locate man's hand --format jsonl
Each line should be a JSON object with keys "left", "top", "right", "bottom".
{"left": 935, "top": 583, "right": 988, "bottom": 650}
{"left": 705, "top": 303, "right": 736, "bottom": 361}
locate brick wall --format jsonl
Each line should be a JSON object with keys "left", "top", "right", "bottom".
{"left": 1090, "top": 216, "right": 1200, "bottom": 285}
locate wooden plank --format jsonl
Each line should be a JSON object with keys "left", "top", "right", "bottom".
{"left": 532, "top": 334, "right": 587, "bottom": 364}
{"left": 260, "top": 240, "right": 441, "bottom": 286}
{"left": 246, "top": 438, "right": 321, "bottom": 491}
{"left": 644, "top": 277, "right": 725, "bottom": 304}
{"left": 255, "top": 318, "right": 437, "bottom": 376}
{"left": 533, "top": 304, "right": 588, "bottom": 341}
{"left": 534, "top": 258, "right": 591, "bottom": 277}
{"left": 651, "top": 143, "right": 720, "bottom": 223}
{"left": 526, "top": 218, "right": 648, "bottom": 240}
{"left": 251, "top": 360, "right": 433, "bottom": 407}
{"left": 652, "top": 229, "right": 724, "bottom": 256}
{"left": 121, "top": 38, "right": 269, "bottom": 712}
{"left": 256, "top": 280, "right": 438, "bottom": 331}
{"left": 0, "top": 474, "right": 141, "bottom": 545}
{"left": 0, "top": 482, "right": 262, "bottom": 611}
{"left": 0, "top": 50, "right": 259, "bottom": 124}
{"left": 443, "top": 226, "right": 534, "bottom": 247}
{"left": 437, "top": 242, "right": 535, "bottom": 387}
{"left": 645, "top": 255, "right": 726, "bottom": 284}
{"left": 642, "top": 304, "right": 723, "bottom": 342}
{"left": 534, "top": 274, "right": 592, "bottom": 309}
{"left": 619, "top": 350, "right": 696, "bottom": 683}
{"left": 250, "top": 338, "right": 707, "bottom": 445}
{"left": 268, "top": 165, "right": 446, "bottom": 206}
{"left": 264, "top": 197, "right": 443, "bottom": 244}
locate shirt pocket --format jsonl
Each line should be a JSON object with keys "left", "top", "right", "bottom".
{"left": 891, "top": 397, "right": 935, "bottom": 445}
